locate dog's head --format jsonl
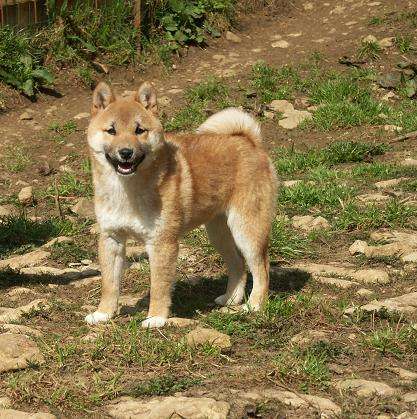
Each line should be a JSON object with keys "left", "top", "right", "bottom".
{"left": 87, "top": 82, "right": 164, "bottom": 176}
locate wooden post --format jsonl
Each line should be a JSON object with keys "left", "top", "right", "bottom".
{"left": 133, "top": 0, "right": 141, "bottom": 51}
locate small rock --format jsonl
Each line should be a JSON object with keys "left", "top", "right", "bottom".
{"left": 271, "top": 40, "right": 290, "bottom": 49}
{"left": 357, "top": 193, "right": 390, "bottom": 203}
{"left": 268, "top": 100, "right": 294, "bottom": 113}
{"left": 19, "top": 111, "right": 33, "bottom": 121}
{"left": 401, "top": 158, "right": 417, "bottom": 167}
{"left": 167, "top": 88, "right": 183, "bottom": 95}
{"left": 1, "top": 324, "right": 43, "bottom": 337}
{"left": 0, "top": 299, "right": 50, "bottom": 323}
{"left": 349, "top": 292, "right": 417, "bottom": 315}
{"left": 38, "top": 161, "right": 53, "bottom": 176}
{"left": 45, "top": 105, "right": 58, "bottom": 115}
{"left": 226, "top": 31, "right": 241, "bottom": 43}
{"left": 20, "top": 266, "right": 100, "bottom": 282}
{"left": 335, "top": 379, "right": 396, "bottom": 397}
{"left": 186, "top": 327, "right": 231, "bottom": 349}
{"left": 278, "top": 110, "right": 312, "bottom": 129}
{"left": 0, "top": 250, "right": 50, "bottom": 270}
{"left": 389, "top": 367, "right": 417, "bottom": 382}
{"left": 0, "top": 205, "right": 18, "bottom": 218}
{"left": 377, "top": 72, "right": 402, "bottom": 89}
{"left": 317, "top": 277, "right": 359, "bottom": 289}
{"left": 59, "top": 165, "right": 74, "bottom": 173}
{"left": 18, "top": 186, "right": 34, "bottom": 206}
{"left": 291, "top": 215, "right": 330, "bottom": 231}
{"left": 384, "top": 125, "right": 403, "bottom": 132}
{"left": 381, "top": 91, "right": 398, "bottom": 101}
{"left": 73, "top": 112, "right": 90, "bottom": 120}
{"left": 106, "top": 396, "right": 230, "bottom": 419}
{"left": 166, "top": 317, "right": 199, "bottom": 328}
{"left": 89, "top": 223, "right": 100, "bottom": 235}
{"left": 356, "top": 288, "right": 374, "bottom": 297}
{"left": 379, "top": 37, "right": 395, "bottom": 48}
{"left": 81, "top": 259, "right": 92, "bottom": 265}
{"left": 158, "top": 96, "right": 171, "bottom": 107}
{"left": 0, "top": 333, "right": 44, "bottom": 373}
{"left": 283, "top": 180, "right": 302, "bottom": 188}
{"left": 263, "top": 111, "right": 275, "bottom": 120}
{"left": 70, "top": 275, "right": 100, "bottom": 288}
{"left": 402, "top": 252, "right": 417, "bottom": 263}
{"left": 303, "top": 2, "right": 313, "bottom": 10}
{"left": 349, "top": 240, "right": 368, "bottom": 255}
{"left": 71, "top": 198, "right": 95, "bottom": 219}
{"left": 362, "top": 35, "right": 378, "bottom": 43}
{"left": 403, "top": 392, "right": 417, "bottom": 403}
{"left": 375, "top": 178, "right": 407, "bottom": 188}
{"left": 370, "top": 230, "right": 417, "bottom": 247}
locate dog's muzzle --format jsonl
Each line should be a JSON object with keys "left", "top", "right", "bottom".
{"left": 105, "top": 151, "right": 146, "bottom": 176}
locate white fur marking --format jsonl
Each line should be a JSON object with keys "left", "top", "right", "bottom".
{"left": 85, "top": 311, "right": 111, "bottom": 325}
{"left": 141, "top": 316, "right": 167, "bottom": 328}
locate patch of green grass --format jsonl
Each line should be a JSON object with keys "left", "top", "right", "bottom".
{"left": 269, "top": 217, "right": 312, "bottom": 259}
{"left": 369, "top": 16, "right": 384, "bottom": 25}
{"left": 273, "top": 141, "right": 388, "bottom": 176}
{"left": 334, "top": 200, "right": 416, "bottom": 231}
{"left": 364, "top": 325, "right": 417, "bottom": 358}
{"left": 251, "top": 61, "right": 302, "bottom": 102}
{"left": 351, "top": 163, "right": 417, "bottom": 181}
{"left": 357, "top": 40, "right": 382, "bottom": 60}
{"left": 278, "top": 181, "right": 355, "bottom": 215}
{"left": 75, "top": 66, "right": 95, "bottom": 88}
{"left": 395, "top": 35, "right": 413, "bottom": 53}
{"left": 165, "top": 76, "right": 231, "bottom": 131}
{"left": 0, "top": 216, "right": 83, "bottom": 257}
{"left": 56, "top": 172, "right": 93, "bottom": 197}
{"left": 1, "top": 144, "right": 30, "bottom": 173}
{"left": 398, "top": 179, "right": 417, "bottom": 192}
{"left": 50, "top": 242, "right": 95, "bottom": 265}
{"left": 48, "top": 120, "right": 77, "bottom": 143}
{"left": 388, "top": 100, "right": 417, "bottom": 132}
{"left": 126, "top": 375, "right": 202, "bottom": 397}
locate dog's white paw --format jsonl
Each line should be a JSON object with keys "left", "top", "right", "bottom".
{"left": 241, "top": 302, "right": 261, "bottom": 312}
{"left": 215, "top": 293, "right": 244, "bottom": 306}
{"left": 141, "top": 316, "right": 167, "bottom": 328}
{"left": 85, "top": 311, "right": 111, "bottom": 325}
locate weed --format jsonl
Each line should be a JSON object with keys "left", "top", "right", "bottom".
{"left": 357, "top": 40, "right": 382, "bottom": 60}
{"left": 369, "top": 16, "right": 384, "bottom": 25}
{"left": 251, "top": 61, "right": 301, "bottom": 102}
{"left": 324, "top": 141, "right": 387, "bottom": 164}
{"left": 48, "top": 120, "right": 77, "bottom": 143}
{"left": 52, "top": 172, "right": 93, "bottom": 197}
{"left": 50, "top": 242, "right": 95, "bottom": 265}
{"left": 351, "top": 163, "right": 417, "bottom": 181}
{"left": 126, "top": 375, "right": 201, "bottom": 397}
{"left": 75, "top": 66, "right": 95, "bottom": 88}
{"left": 0, "top": 26, "right": 53, "bottom": 97}
{"left": 395, "top": 35, "right": 414, "bottom": 53}
{"left": 2, "top": 145, "right": 30, "bottom": 173}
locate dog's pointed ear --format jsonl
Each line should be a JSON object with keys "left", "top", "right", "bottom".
{"left": 92, "top": 82, "right": 115, "bottom": 116}
{"left": 137, "top": 82, "right": 158, "bottom": 115}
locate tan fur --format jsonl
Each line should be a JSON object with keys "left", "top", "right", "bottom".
{"left": 85, "top": 82, "right": 278, "bottom": 327}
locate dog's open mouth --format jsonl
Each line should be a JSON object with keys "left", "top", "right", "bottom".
{"left": 106, "top": 153, "right": 146, "bottom": 176}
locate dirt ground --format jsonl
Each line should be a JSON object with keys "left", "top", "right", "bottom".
{"left": 0, "top": 0, "right": 417, "bottom": 418}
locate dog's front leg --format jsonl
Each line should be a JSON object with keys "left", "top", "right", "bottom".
{"left": 85, "top": 234, "right": 126, "bottom": 325}
{"left": 141, "top": 240, "right": 178, "bottom": 328}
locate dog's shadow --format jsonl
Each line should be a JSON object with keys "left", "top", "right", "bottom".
{"left": 171, "top": 263, "right": 311, "bottom": 318}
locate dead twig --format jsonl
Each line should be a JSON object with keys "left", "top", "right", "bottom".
{"left": 388, "top": 130, "right": 417, "bottom": 144}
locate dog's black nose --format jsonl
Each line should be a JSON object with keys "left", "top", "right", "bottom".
{"left": 119, "top": 148, "right": 133, "bottom": 160}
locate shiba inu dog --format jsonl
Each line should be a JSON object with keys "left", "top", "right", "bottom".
{"left": 85, "top": 81, "right": 278, "bottom": 328}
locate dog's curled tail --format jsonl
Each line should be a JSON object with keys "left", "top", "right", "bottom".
{"left": 196, "top": 107, "right": 262, "bottom": 145}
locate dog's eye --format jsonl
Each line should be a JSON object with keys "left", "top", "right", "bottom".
{"left": 106, "top": 126, "right": 116, "bottom": 135}
{"left": 135, "top": 125, "right": 146, "bottom": 135}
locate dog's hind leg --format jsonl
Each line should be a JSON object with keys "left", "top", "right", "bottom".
{"left": 227, "top": 208, "right": 270, "bottom": 311}
{"left": 206, "top": 214, "right": 247, "bottom": 306}
{"left": 85, "top": 234, "right": 126, "bottom": 324}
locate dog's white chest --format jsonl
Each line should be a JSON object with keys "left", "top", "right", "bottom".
{"left": 95, "top": 174, "right": 157, "bottom": 240}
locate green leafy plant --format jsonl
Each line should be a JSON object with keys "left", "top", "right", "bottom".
{"left": 0, "top": 26, "right": 53, "bottom": 97}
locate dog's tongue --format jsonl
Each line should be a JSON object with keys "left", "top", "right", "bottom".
{"left": 119, "top": 162, "right": 133, "bottom": 170}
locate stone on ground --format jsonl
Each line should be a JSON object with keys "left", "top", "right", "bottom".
{"left": 403, "top": 392, "right": 417, "bottom": 403}
{"left": 0, "top": 333, "right": 44, "bottom": 373}
{"left": 335, "top": 379, "right": 396, "bottom": 397}
{"left": 42, "top": 236, "right": 73, "bottom": 249}
{"left": 389, "top": 367, "right": 417, "bottom": 383}
{"left": 291, "top": 215, "right": 329, "bottom": 231}
{"left": 0, "top": 299, "right": 49, "bottom": 323}
{"left": 278, "top": 110, "right": 312, "bottom": 129}
{"left": 20, "top": 265, "right": 100, "bottom": 282}
{"left": 1, "top": 324, "right": 43, "bottom": 337}
{"left": 401, "top": 158, "right": 417, "bottom": 167}
{"left": 283, "top": 180, "right": 302, "bottom": 188}
{"left": 0, "top": 409, "right": 56, "bottom": 418}
{"left": 0, "top": 396, "right": 11, "bottom": 408}
{"left": 0, "top": 205, "right": 18, "bottom": 218}
{"left": 375, "top": 178, "right": 407, "bottom": 189}
{"left": 269, "top": 100, "right": 294, "bottom": 113}
{"left": 347, "top": 292, "right": 417, "bottom": 315}
{"left": 370, "top": 230, "right": 417, "bottom": 248}
{"left": 0, "top": 250, "right": 50, "bottom": 270}
{"left": 349, "top": 240, "right": 413, "bottom": 258}
{"left": 294, "top": 262, "right": 389, "bottom": 284}
{"left": 185, "top": 327, "right": 231, "bottom": 349}
{"left": 357, "top": 193, "right": 390, "bottom": 203}
{"left": 73, "top": 112, "right": 90, "bottom": 120}
{"left": 240, "top": 388, "right": 341, "bottom": 415}
{"left": 18, "top": 186, "right": 33, "bottom": 206}
{"left": 225, "top": 31, "right": 241, "bottom": 43}
{"left": 316, "top": 277, "right": 359, "bottom": 289}
{"left": 106, "top": 396, "right": 230, "bottom": 419}
{"left": 271, "top": 40, "right": 289, "bottom": 48}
